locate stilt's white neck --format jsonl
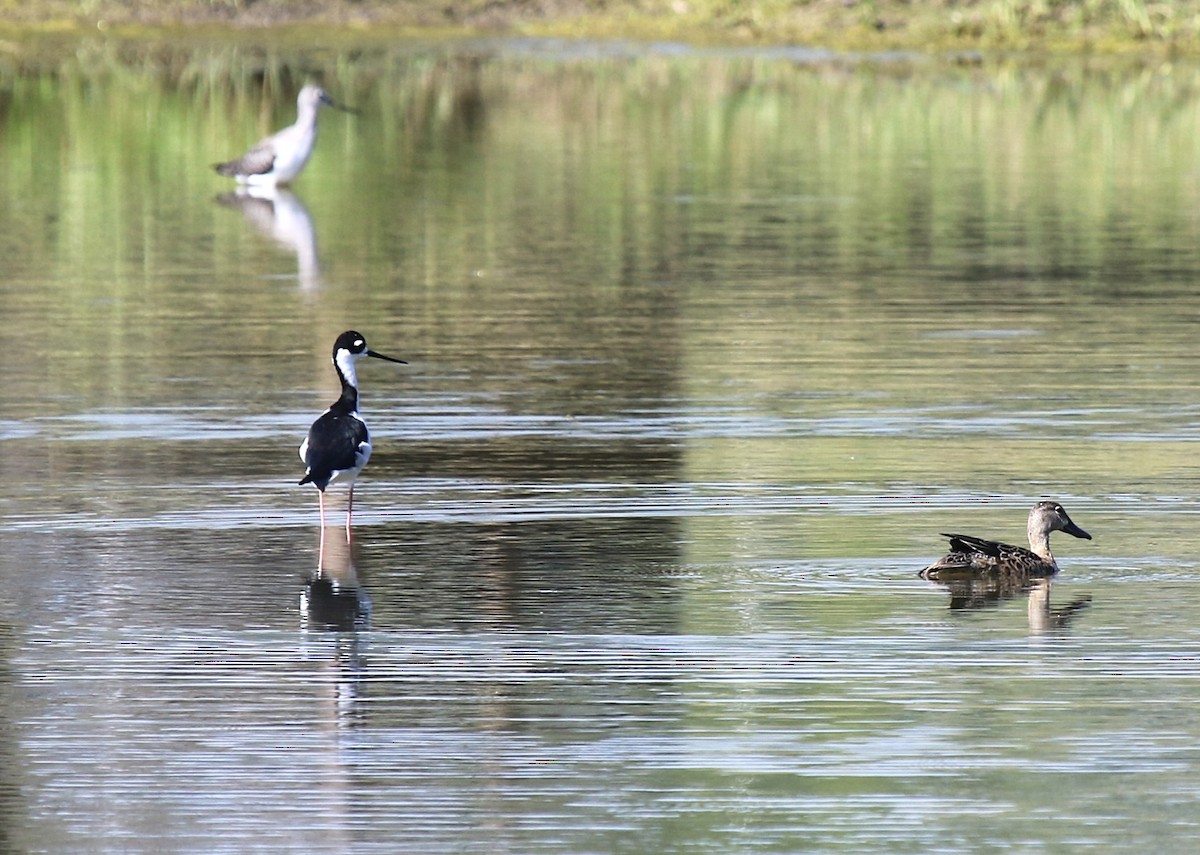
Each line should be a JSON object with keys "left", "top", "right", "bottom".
{"left": 334, "top": 348, "right": 360, "bottom": 394}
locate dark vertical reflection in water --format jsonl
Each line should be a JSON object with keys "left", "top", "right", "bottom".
{"left": 365, "top": 516, "right": 684, "bottom": 633}
{"left": 0, "top": 624, "right": 23, "bottom": 854}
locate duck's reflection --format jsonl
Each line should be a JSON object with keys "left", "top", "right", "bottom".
{"left": 216, "top": 186, "right": 320, "bottom": 290}
{"left": 1026, "top": 578, "right": 1093, "bottom": 634}
{"left": 921, "top": 568, "right": 1092, "bottom": 634}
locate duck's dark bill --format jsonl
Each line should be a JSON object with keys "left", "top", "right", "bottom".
{"left": 1063, "top": 520, "right": 1092, "bottom": 540}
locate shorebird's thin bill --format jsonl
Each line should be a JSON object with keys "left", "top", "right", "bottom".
{"left": 367, "top": 349, "right": 406, "bottom": 364}
{"left": 320, "top": 92, "right": 360, "bottom": 114}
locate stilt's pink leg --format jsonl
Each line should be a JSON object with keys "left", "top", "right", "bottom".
{"left": 345, "top": 486, "right": 354, "bottom": 542}
{"left": 317, "top": 490, "right": 328, "bottom": 566}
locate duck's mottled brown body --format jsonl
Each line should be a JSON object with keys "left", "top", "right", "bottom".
{"left": 921, "top": 501, "right": 1091, "bottom": 579}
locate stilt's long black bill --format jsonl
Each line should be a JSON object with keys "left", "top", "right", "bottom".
{"left": 367, "top": 349, "right": 407, "bottom": 365}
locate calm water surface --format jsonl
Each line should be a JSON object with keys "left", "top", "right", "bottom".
{"left": 3, "top": 38, "right": 1200, "bottom": 852}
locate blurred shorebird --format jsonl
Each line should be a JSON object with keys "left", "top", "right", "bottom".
{"left": 299, "top": 331, "right": 405, "bottom": 538}
{"left": 921, "top": 500, "right": 1092, "bottom": 578}
{"left": 216, "top": 186, "right": 320, "bottom": 289}
{"left": 215, "top": 85, "right": 355, "bottom": 187}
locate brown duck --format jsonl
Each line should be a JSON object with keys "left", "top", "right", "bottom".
{"left": 922, "top": 501, "right": 1092, "bottom": 578}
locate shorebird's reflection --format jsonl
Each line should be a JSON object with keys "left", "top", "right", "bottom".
{"left": 922, "top": 569, "right": 1092, "bottom": 633}
{"left": 299, "top": 522, "right": 367, "bottom": 831}
{"left": 302, "top": 525, "right": 370, "bottom": 632}
{"left": 216, "top": 186, "right": 320, "bottom": 289}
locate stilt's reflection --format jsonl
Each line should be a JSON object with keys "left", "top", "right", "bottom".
{"left": 922, "top": 568, "right": 1092, "bottom": 634}
{"left": 300, "top": 524, "right": 369, "bottom": 743}
{"left": 302, "top": 525, "right": 371, "bottom": 631}
{"left": 216, "top": 186, "right": 320, "bottom": 289}
{"left": 297, "top": 524, "right": 367, "bottom": 845}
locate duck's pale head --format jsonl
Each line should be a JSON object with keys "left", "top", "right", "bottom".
{"left": 1029, "top": 501, "right": 1091, "bottom": 542}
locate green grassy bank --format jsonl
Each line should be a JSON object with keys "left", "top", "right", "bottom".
{"left": 3, "top": 0, "right": 1200, "bottom": 55}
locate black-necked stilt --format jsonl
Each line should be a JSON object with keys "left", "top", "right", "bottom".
{"left": 299, "top": 330, "right": 405, "bottom": 536}
{"left": 215, "top": 85, "right": 356, "bottom": 187}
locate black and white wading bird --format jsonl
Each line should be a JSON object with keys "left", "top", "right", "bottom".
{"left": 299, "top": 330, "right": 405, "bottom": 538}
